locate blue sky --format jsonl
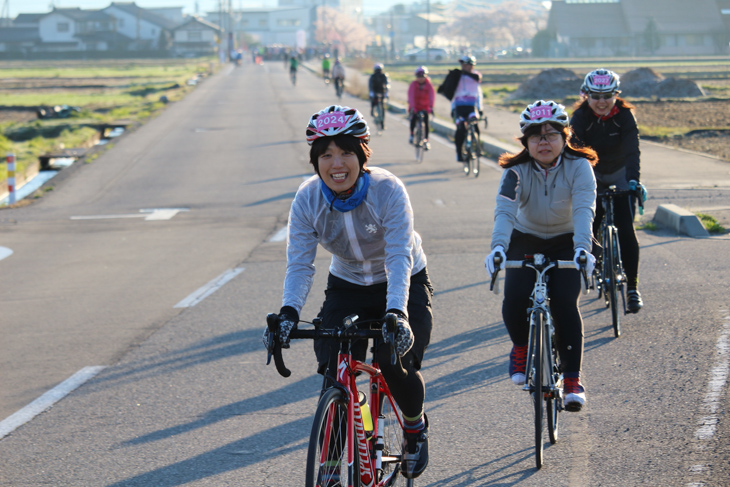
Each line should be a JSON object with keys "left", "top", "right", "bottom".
{"left": 5, "top": 0, "right": 410, "bottom": 18}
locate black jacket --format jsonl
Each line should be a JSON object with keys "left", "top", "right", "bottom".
{"left": 570, "top": 101, "right": 641, "bottom": 182}
{"left": 437, "top": 69, "right": 479, "bottom": 101}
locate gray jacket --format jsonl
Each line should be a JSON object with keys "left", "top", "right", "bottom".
{"left": 491, "top": 154, "right": 596, "bottom": 253}
{"left": 283, "top": 167, "right": 427, "bottom": 316}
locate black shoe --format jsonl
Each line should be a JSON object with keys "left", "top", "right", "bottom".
{"left": 402, "top": 415, "right": 429, "bottom": 479}
{"left": 627, "top": 289, "right": 643, "bottom": 313}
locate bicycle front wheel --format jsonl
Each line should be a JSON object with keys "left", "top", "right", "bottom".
{"left": 378, "top": 395, "right": 412, "bottom": 486}
{"left": 306, "top": 388, "right": 357, "bottom": 487}
{"left": 531, "top": 311, "right": 545, "bottom": 469}
{"left": 414, "top": 123, "right": 424, "bottom": 163}
{"left": 609, "top": 227, "right": 622, "bottom": 337}
{"left": 546, "top": 326, "right": 561, "bottom": 445}
{"left": 471, "top": 128, "right": 480, "bottom": 178}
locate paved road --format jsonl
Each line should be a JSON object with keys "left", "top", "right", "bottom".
{"left": 0, "top": 61, "right": 729, "bottom": 486}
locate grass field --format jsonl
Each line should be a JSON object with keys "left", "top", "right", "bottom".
{"left": 0, "top": 58, "right": 218, "bottom": 196}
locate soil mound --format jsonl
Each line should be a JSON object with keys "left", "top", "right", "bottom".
{"left": 620, "top": 67, "right": 705, "bottom": 98}
{"left": 508, "top": 68, "right": 581, "bottom": 100}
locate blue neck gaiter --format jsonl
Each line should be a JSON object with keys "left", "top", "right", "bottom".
{"left": 320, "top": 172, "right": 370, "bottom": 212}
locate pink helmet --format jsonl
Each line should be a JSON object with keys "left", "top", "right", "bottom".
{"left": 415, "top": 66, "right": 428, "bottom": 76}
{"left": 306, "top": 105, "right": 370, "bottom": 145}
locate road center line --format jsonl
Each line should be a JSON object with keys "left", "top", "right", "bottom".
{"left": 0, "top": 366, "right": 106, "bottom": 439}
{"left": 269, "top": 226, "right": 287, "bottom": 242}
{"left": 0, "top": 246, "right": 12, "bottom": 261}
{"left": 174, "top": 267, "right": 244, "bottom": 308}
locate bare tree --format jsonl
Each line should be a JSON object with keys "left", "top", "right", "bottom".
{"left": 315, "top": 6, "right": 374, "bottom": 54}
{"left": 439, "top": 1, "right": 541, "bottom": 49}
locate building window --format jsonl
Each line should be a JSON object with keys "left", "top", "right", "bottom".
{"left": 57, "top": 22, "right": 69, "bottom": 32}
{"left": 118, "top": 18, "right": 124, "bottom": 28}
{"left": 259, "top": 19, "right": 267, "bottom": 26}
{"left": 151, "top": 28, "right": 156, "bottom": 36}
{"left": 188, "top": 31, "right": 202, "bottom": 41}
{"left": 277, "top": 19, "right": 301, "bottom": 27}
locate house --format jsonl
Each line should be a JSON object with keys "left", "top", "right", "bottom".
{"left": 37, "top": 8, "right": 121, "bottom": 52}
{"left": 170, "top": 15, "right": 221, "bottom": 57}
{"left": 546, "top": 0, "right": 729, "bottom": 57}
{"left": 0, "top": 27, "right": 40, "bottom": 55}
{"left": 102, "top": 2, "right": 177, "bottom": 50}
{"left": 208, "top": 6, "right": 313, "bottom": 48}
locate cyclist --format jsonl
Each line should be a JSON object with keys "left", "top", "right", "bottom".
{"left": 437, "top": 55, "right": 483, "bottom": 162}
{"left": 570, "top": 69, "right": 644, "bottom": 313}
{"left": 322, "top": 53, "right": 331, "bottom": 82}
{"left": 331, "top": 57, "right": 346, "bottom": 96}
{"left": 407, "top": 66, "right": 435, "bottom": 151}
{"left": 289, "top": 54, "right": 299, "bottom": 80}
{"left": 485, "top": 100, "right": 598, "bottom": 412}
{"left": 369, "top": 63, "right": 390, "bottom": 126}
{"left": 263, "top": 105, "right": 432, "bottom": 479}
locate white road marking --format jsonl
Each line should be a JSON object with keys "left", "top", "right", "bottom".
{"left": 434, "top": 199, "right": 445, "bottom": 207}
{"left": 174, "top": 267, "right": 245, "bottom": 308}
{"left": 0, "top": 246, "right": 12, "bottom": 261}
{"left": 0, "top": 366, "right": 106, "bottom": 439}
{"left": 687, "top": 311, "right": 730, "bottom": 486}
{"left": 269, "top": 226, "right": 287, "bottom": 242}
{"left": 70, "top": 208, "right": 189, "bottom": 221}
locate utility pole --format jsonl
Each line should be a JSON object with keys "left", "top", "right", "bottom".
{"left": 425, "top": 0, "right": 430, "bottom": 61}
{"left": 1, "top": 0, "right": 10, "bottom": 28}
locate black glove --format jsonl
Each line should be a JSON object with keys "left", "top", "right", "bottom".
{"left": 382, "top": 309, "right": 414, "bottom": 357}
{"left": 262, "top": 306, "right": 299, "bottom": 350}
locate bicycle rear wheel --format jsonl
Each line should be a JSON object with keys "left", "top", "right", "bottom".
{"left": 609, "top": 227, "right": 622, "bottom": 337}
{"left": 531, "top": 311, "right": 544, "bottom": 469}
{"left": 378, "top": 394, "right": 412, "bottom": 486}
{"left": 306, "top": 388, "right": 357, "bottom": 487}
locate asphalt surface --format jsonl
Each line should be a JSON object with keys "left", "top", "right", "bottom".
{"left": 0, "top": 59, "right": 729, "bottom": 486}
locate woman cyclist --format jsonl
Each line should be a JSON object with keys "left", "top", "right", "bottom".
{"left": 570, "top": 69, "right": 644, "bottom": 313}
{"left": 485, "top": 100, "right": 598, "bottom": 412}
{"left": 407, "top": 66, "right": 435, "bottom": 150}
{"left": 264, "top": 105, "right": 432, "bottom": 480}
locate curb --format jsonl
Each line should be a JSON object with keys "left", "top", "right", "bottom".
{"left": 386, "top": 100, "right": 519, "bottom": 160}
{"left": 653, "top": 204, "right": 709, "bottom": 237}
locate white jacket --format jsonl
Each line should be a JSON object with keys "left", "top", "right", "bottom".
{"left": 491, "top": 154, "right": 596, "bottom": 253}
{"left": 283, "top": 167, "right": 427, "bottom": 315}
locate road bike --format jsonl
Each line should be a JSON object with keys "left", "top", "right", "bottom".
{"left": 372, "top": 94, "right": 386, "bottom": 132}
{"left": 334, "top": 77, "right": 344, "bottom": 101}
{"left": 412, "top": 111, "right": 428, "bottom": 164}
{"left": 265, "top": 313, "right": 415, "bottom": 486}
{"left": 290, "top": 69, "right": 297, "bottom": 86}
{"left": 460, "top": 117, "right": 481, "bottom": 178}
{"left": 490, "top": 253, "right": 588, "bottom": 469}
{"left": 594, "top": 186, "right": 643, "bottom": 338}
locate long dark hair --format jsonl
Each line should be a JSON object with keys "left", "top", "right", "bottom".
{"left": 498, "top": 122, "right": 598, "bottom": 168}
{"left": 309, "top": 134, "right": 373, "bottom": 175}
{"left": 572, "top": 95, "right": 636, "bottom": 113}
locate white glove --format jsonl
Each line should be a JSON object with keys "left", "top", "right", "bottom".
{"left": 485, "top": 245, "right": 506, "bottom": 276}
{"left": 573, "top": 249, "right": 596, "bottom": 275}
{"left": 383, "top": 312, "right": 414, "bottom": 357}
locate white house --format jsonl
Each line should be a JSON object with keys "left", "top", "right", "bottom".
{"left": 37, "top": 8, "right": 120, "bottom": 51}
{"left": 208, "top": 6, "right": 313, "bottom": 47}
{"left": 102, "top": 2, "right": 177, "bottom": 50}
{"left": 170, "top": 15, "right": 221, "bottom": 57}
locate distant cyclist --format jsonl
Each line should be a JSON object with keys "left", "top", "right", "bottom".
{"left": 332, "top": 58, "right": 346, "bottom": 95}
{"left": 407, "top": 66, "right": 435, "bottom": 150}
{"left": 289, "top": 54, "right": 299, "bottom": 84}
{"left": 322, "top": 53, "right": 331, "bottom": 82}
{"left": 437, "top": 55, "right": 483, "bottom": 162}
{"left": 570, "top": 69, "right": 645, "bottom": 313}
{"left": 369, "top": 63, "right": 390, "bottom": 126}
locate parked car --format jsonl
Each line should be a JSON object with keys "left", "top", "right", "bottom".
{"left": 404, "top": 48, "right": 450, "bottom": 62}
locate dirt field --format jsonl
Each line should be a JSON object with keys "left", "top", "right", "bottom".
{"left": 633, "top": 100, "right": 730, "bottom": 161}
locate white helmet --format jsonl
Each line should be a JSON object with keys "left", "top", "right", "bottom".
{"left": 459, "top": 55, "right": 476, "bottom": 66}
{"left": 581, "top": 68, "right": 620, "bottom": 94}
{"left": 519, "top": 100, "right": 569, "bottom": 134}
{"left": 306, "top": 105, "right": 370, "bottom": 145}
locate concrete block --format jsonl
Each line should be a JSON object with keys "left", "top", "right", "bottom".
{"left": 653, "top": 204, "right": 709, "bottom": 237}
